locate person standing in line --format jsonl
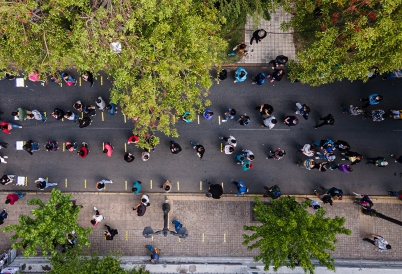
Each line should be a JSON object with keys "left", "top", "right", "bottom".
{"left": 0, "top": 175, "right": 14, "bottom": 186}
{"left": 83, "top": 105, "right": 96, "bottom": 116}
{"left": 90, "top": 207, "right": 104, "bottom": 226}
{"left": 366, "top": 157, "right": 388, "bottom": 167}
{"left": 390, "top": 154, "right": 402, "bottom": 164}
{"left": 30, "top": 109, "right": 47, "bottom": 122}
{"left": 251, "top": 72, "right": 266, "bottom": 85}
{"left": 172, "top": 220, "right": 183, "bottom": 233}
{"left": 64, "top": 111, "right": 78, "bottom": 122}
{"left": 341, "top": 105, "right": 364, "bottom": 116}
{"left": 363, "top": 235, "right": 391, "bottom": 252}
{"left": 23, "top": 140, "right": 39, "bottom": 155}
{"left": 315, "top": 162, "right": 331, "bottom": 172}
{"left": 314, "top": 114, "right": 334, "bottom": 129}
{"left": 297, "top": 159, "right": 316, "bottom": 170}
{"left": 62, "top": 72, "right": 77, "bottom": 86}
{"left": 132, "top": 181, "right": 141, "bottom": 194}
{"left": 104, "top": 224, "right": 118, "bottom": 240}
{"left": 181, "top": 112, "right": 193, "bottom": 123}
{"left": 82, "top": 71, "right": 94, "bottom": 87}
{"left": 0, "top": 209, "right": 8, "bottom": 225}
{"left": 242, "top": 149, "right": 255, "bottom": 161}
{"left": 51, "top": 108, "right": 64, "bottom": 120}
{"left": 206, "top": 183, "right": 223, "bottom": 199}
{"left": 222, "top": 108, "right": 236, "bottom": 122}
{"left": 284, "top": 116, "right": 299, "bottom": 126}
{"left": 250, "top": 29, "right": 267, "bottom": 45}
{"left": 224, "top": 144, "right": 235, "bottom": 154}
{"left": 170, "top": 141, "right": 182, "bottom": 154}
{"left": 256, "top": 103, "right": 274, "bottom": 117}
{"left": 5, "top": 192, "right": 26, "bottom": 205}
{"left": 158, "top": 180, "right": 172, "bottom": 193}
{"left": 297, "top": 144, "right": 315, "bottom": 157}
{"left": 360, "top": 94, "right": 383, "bottom": 108}
{"left": 190, "top": 141, "right": 205, "bottom": 158}
{"left": 387, "top": 190, "right": 402, "bottom": 200}
{"left": 141, "top": 194, "right": 150, "bottom": 207}
{"left": 294, "top": 103, "right": 310, "bottom": 120}
{"left": 1, "top": 121, "right": 22, "bottom": 134}
{"left": 363, "top": 109, "right": 386, "bottom": 122}
{"left": 35, "top": 178, "right": 58, "bottom": 190}
{"left": 73, "top": 101, "right": 84, "bottom": 112}
{"left": 78, "top": 117, "right": 92, "bottom": 128}
{"left": 231, "top": 179, "right": 248, "bottom": 196}
{"left": 337, "top": 164, "right": 353, "bottom": 173}
{"left": 219, "top": 136, "right": 237, "bottom": 147}
{"left": 235, "top": 154, "right": 252, "bottom": 171}
{"left": 261, "top": 116, "right": 277, "bottom": 128}
{"left": 77, "top": 142, "right": 89, "bottom": 158}
{"left": 96, "top": 179, "right": 113, "bottom": 191}
{"left": 133, "top": 202, "right": 147, "bottom": 216}
{"left": 341, "top": 151, "right": 363, "bottom": 165}
{"left": 234, "top": 67, "right": 248, "bottom": 83}
{"left": 202, "top": 109, "right": 214, "bottom": 120}
{"left": 334, "top": 140, "right": 350, "bottom": 152}
{"left": 267, "top": 148, "right": 286, "bottom": 160}
{"left": 45, "top": 140, "right": 59, "bottom": 152}
{"left": 12, "top": 108, "right": 32, "bottom": 121}
{"left": 65, "top": 142, "right": 78, "bottom": 152}
{"left": 146, "top": 245, "right": 161, "bottom": 264}
{"left": 103, "top": 142, "right": 114, "bottom": 158}
{"left": 266, "top": 69, "right": 285, "bottom": 82}
{"left": 128, "top": 135, "right": 139, "bottom": 144}
{"left": 237, "top": 115, "right": 250, "bottom": 126}
{"left": 141, "top": 151, "right": 150, "bottom": 161}
{"left": 95, "top": 96, "right": 106, "bottom": 111}
{"left": 124, "top": 152, "right": 135, "bottom": 162}
{"left": 105, "top": 103, "right": 118, "bottom": 115}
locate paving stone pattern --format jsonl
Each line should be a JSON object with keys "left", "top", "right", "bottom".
{"left": 240, "top": 8, "right": 297, "bottom": 64}
{"left": 1, "top": 193, "right": 401, "bottom": 261}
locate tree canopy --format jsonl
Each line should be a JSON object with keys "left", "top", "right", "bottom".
{"left": 49, "top": 249, "right": 149, "bottom": 274}
{"left": 243, "top": 197, "right": 351, "bottom": 274}
{"left": 0, "top": 0, "right": 226, "bottom": 147}
{"left": 279, "top": 0, "right": 402, "bottom": 85}
{"left": 2, "top": 189, "right": 91, "bottom": 257}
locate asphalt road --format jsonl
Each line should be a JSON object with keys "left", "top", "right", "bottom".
{"left": 1, "top": 68, "right": 402, "bottom": 195}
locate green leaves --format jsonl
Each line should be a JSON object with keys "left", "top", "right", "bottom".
{"left": 243, "top": 197, "right": 351, "bottom": 274}
{"left": 2, "top": 189, "right": 91, "bottom": 257}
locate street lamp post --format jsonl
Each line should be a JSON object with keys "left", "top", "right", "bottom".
{"left": 142, "top": 199, "right": 188, "bottom": 238}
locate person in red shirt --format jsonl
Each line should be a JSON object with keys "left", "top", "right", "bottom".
{"left": 0, "top": 122, "right": 22, "bottom": 134}
{"left": 128, "top": 135, "right": 139, "bottom": 144}
{"left": 5, "top": 192, "right": 26, "bottom": 205}
{"left": 103, "top": 142, "right": 113, "bottom": 158}
{"left": 77, "top": 142, "right": 89, "bottom": 158}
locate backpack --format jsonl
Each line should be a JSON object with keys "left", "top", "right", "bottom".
{"left": 271, "top": 185, "right": 281, "bottom": 199}
{"left": 218, "top": 69, "right": 227, "bottom": 80}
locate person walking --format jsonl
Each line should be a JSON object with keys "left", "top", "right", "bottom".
{"left": 77, "top": 142, "right": 89, "bottom": 158}
{"left": 320, "top": 186, "right": 343, "bottom": 200}
{"left": 219, "top": 136, "right": 237, "bottom": 147}
{"left": 313, "top": 189, "right": 333, "bottom": 205}
{"left": 341, "top": 151, "right": 363, "bottom": 165}
{"left": 158, "top": 180, "right": 172, "bottom": 193}
{"left": 142, "top": 151, "right": 150, "bottom": 161}
{"left": 237, "top": 115, "right": 250, "bottom": 126}
{"left": 141, "top": 194, "right": 150, "bottom": 206}
{"left": 82, "top": 71, "right": 94, "bottom": 87}
{"left": 170, "top": 141, "right": 182, "bottom": 154}
{"left": 297, "top": 159, "right": 316, "bottom": 170}
{"left": 360, "top": 94, "right": 383, "bottom": 108}
{"left": 105, "top": 103, "right": 118, "bottom": 116}
{"left": 206, "top": 183, "right": 223, "bottom": 199}
{"left": 231, "top": 179, "right": 248, "bottom": 196}
{"left": 284, "top": 116, "right": 299, "bottom": 126}
{"left": 96, "top": 179, "right": 113, "bottom": 191}
{"left": 256, "top": 103, "right": 274, "bottom": 117}
{"left": 35, "top": 178, "right": 58, "bottom": 190}
{"left": 45, "top": 141, "right": 59, "bottom": 152}
{"left": 234, "top": 67, "right": 247, "bottom": 83}
{"left": 242, "top": 149, "right": 255, "bottom": 161}
{"left": 23, "top": 140, "right": 39, "bottom": 155}
{"left": 133, "top": 202, "right": 147, "bottom": 216}
{"left": 222, "top": 108, "right": 236, "bottom": 122}
{"left": 228, "top": 43, "right": 248, "bottom": 57}
{"left": 172, "top": 220, "right": 183, "bottom": 233}
{"left": 190, "top": 141, "right": 205, "bottom": 158}
{"left": 12, "top": 108, "right": 32, "bottom": 121}
{"left": 294, "top": 103, "right": 310, "bottom": 120}
{"left": 314, "top": 114, "right": 334, "bottom": 129}
{"left": 250, "top": 29, "right": 267, "bottom": 45}
{"left": 103, "top": 142, "right": 114, "bottom": 158}
{"left": 5, "top": 192, "right": 26, "bottom": 205}
{"left": 90, "top": 207, "right": 104, "bottom": 226}
{"left": 363, "top": 109, "right": 386, "bottom": 122}
{"left": 0, "top": 209, "right": 8, "bottom": 225}
{"left": 251, "top": 72, "right": 266, "bottom": 85}
{"left": 341, "top": 105, "right": 364, "bottom": 116}
{"left": 267, "top": 148, "right": 286, "bottom": 160}
{"left": 306, "top": 198, "right": 321, "bottom": 211}
{"left": 297, "top": 144, "right": 314, "bottom": 157}
{"left": 146, "top": 245, "right": 161, "bottom": 264}
{"left": 95, "top": 96, "right": 106, "bottom": 111}
{"left": 334, "top": 140, "right": 350, "bottom": 152}
{"left": 128, "top": 135, "right": 139, "bottom": 144}
{"left": 366, "top": 157, "right": 388, "bottom": 167}
{"left": 51, "top": 108, "right": 64, "bottom": 120}
{"left": 124, "top": 152, "right": 135, "bottom": 162}
{"left": 132, "top": 181, "right": 141, "bottom": 194}
{"left": 261, "top": 116, "right": 277, "bottom": 128}
{"left": 267, "top": 69, "right": 285, "bottom": 82}
{"left": 263, "top": 185, "right": 281, "bottom": 199}
{"left": 104, "top": 224, "right": 118, "bottom": 240}
{"left": 390, "top": 154, "right": 402, "bottom": 164}
{"left": 269, "top": 55, "right": 289, "bottom": 69}
{"left": 363, "top": 235, "right": 391, "bottom": 252}
{"left": 0, "top": 121, "right": 22, "bottom": 134}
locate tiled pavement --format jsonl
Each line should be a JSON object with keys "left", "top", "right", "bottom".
{"left": 240, "top": 8, "right": 297, "bottom": 64}
{"left": 1, "top": 192, "right": 402, "bottom": 261}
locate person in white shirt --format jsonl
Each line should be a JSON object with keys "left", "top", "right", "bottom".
{"left": 141, "top": 194, "right": 150, "bottom": 206}
{"left": 262, "top": 116, "right": 277, "bottom": 129}
{"left": 90, "top": 207, "right": 104, "bottom": 226}
{"left": 219, "top": 136, "right": 237, "bottom": 147}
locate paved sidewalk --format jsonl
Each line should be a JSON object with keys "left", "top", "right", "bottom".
{"left": 240, "top": 8, "right": 297, "bottom": 64}
{"left": 1, "top": 192, "right": 402, "bottom": 261}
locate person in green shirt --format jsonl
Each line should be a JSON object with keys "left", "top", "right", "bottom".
{"left": 12, "top": 107, "right": 32, "bottom": 121}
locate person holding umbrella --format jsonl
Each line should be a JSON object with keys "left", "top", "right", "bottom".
{"left": 206, "top": 183, "right": 223, "bottom": 199}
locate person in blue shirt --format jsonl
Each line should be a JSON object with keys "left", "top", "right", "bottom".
{"left": 202, "top": 109, "right": 213, "bottom": 120}
{"left": 146, "top": 245, "right": 160, "bottom": 263}
{"left": 252, "top": 72, "right": 266, "bottom": 85}
{"left": 172, "top": 220, "right": 183, "bottom": 233}
{"left": 234, "top": 67, "right": 247, "bottom": 83}
{"left": 132, "top": 181, "right": 141, "bottom": 195}
{"left": 360, "top": 94, "right": 383, "bottom": 108}
{"left": 231, "top": 179, "right": 248, "bottom": 196}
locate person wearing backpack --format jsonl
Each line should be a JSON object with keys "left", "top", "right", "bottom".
{"left": 231, "top": 179, "right": 248, "bottom": 196}
{"left": 263, "top": 185, "right": 281, "bottom": 199}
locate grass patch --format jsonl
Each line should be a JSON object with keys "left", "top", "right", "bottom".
{"left": 218, "top": 23, "right": 245, "bottom": 64}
